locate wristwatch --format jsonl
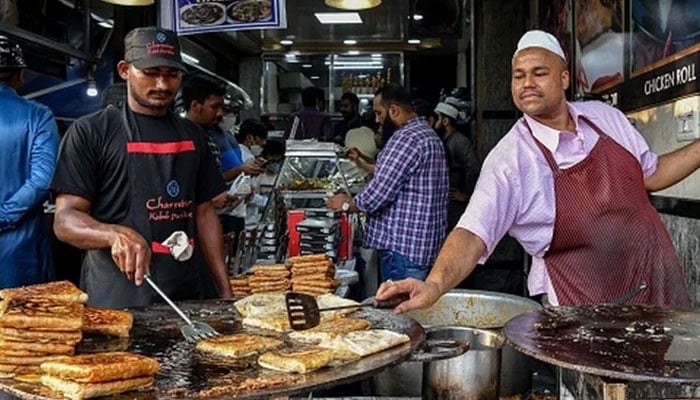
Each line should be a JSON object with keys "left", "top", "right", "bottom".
{"left": 341, "top": 200, "right": 350, "bottom": 212}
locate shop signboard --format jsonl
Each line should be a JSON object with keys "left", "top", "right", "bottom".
{"left": 616, "top": 48, "right": 699, "bottom": 112}
{"left": 174, "top": 0, "right": 287, "bottom": 36}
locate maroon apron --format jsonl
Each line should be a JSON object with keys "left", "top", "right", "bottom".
{"left": 81, "top": 106, "right": 202, "bottom": 308}
{"left": 526, "top": 117, "right": 691, "bottom": 307}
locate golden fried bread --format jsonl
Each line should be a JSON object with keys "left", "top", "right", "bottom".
{"left": 0, "top": 363, "right": 42, "bottom": 377}
{"left": 0, "top": 327, "right": 82, "bottom": 344}
{"left": 242, "top": 316, "right": 290, "bottom": 333}
{"left": 289, "top": 254, "right": 328, "bottom": 263}
{"left": 0, "top": 354, "right": 66, "bottom": 365}
{"left": 0, "top": 281, "right": 88, "bottom": 304}
{"left": 318, "top": 329, "right": 410, "bottom": 357}
{"left": 0, "top": 339, "right": 75, "bottom": 355}
{"left": 82, "top": 308, "right": 132, "bottom": 337}
{"left": 196, "top": 334, "right": 283, "bottom": 358}
{"left": 234, "top": 293, "right": 286, "bottom": 317}
{"left": 290, "top": 273, "right": 333, "bottom": 282}
{"left": 41, "top": 375, "right": 154, "bottom": 400}
{"left": 288, "top": 318, "right": 371, "bottom": 343}
{"left": 291, "top": 284, "right": 332, "bottom": 294}
{"left": 250, "top": 264, "right": 288, "bottom": 272}
{"left": 291, "top": 280, "right": 337, "bottom": 289}
{"left": 40, "top": 352, "right": 160, "bottom": 383}
{"left": 257, "top": 346, "right": 334, "bottom": 373}
{"left": 291, "top": 266, "right": 334, "bottom": 276}
{"left": 0, "top": 298, "right": 83, "bottom": 331}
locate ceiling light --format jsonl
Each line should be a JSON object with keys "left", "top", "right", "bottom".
{"left": 310, "top": 75, "right": 320, "bottom": 80}
{"left": 371, "top": 53, "right": 382, "bottom": 58}
{"left": 86, "top": 80, "right": 98, "bottom": 97}
{"left": 100, "top": 0, "right": 154, "bottom": 5}
{"left": 302, "top": 64, "right": 313, "bottom": 68}
{"left": 97, "top": 19, "right": 114, "bottom": 29}
{"left": 408, "top": 39, "right": 422, "bottom": 45}
{"left": 315, "top": 12, "right": 362, "bottom": 24}
{"left": 280, "top": 39, "right": 294, "bottom": 46}
{"left": 412, "top": 14, "right": 424, "bottom": 21}
{"left": 182, "top": 52, "right": 200, "bottom": 65}
{"left": 333, "top": 65, "right": 383, "bottom": 71}
{"left": 343, "top": 39, "right": 357, "bottom": 45}
{"left": 324, "top": 0, "right": 381, "bottom": 10}
{"left": 347, "top": 50, "right": 360, "bottom": 55}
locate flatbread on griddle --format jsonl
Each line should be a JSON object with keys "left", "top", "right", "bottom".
{"left": 196, "top": 334, "right": 282, "bottom": 358}
{"left": 40, "top": 375, "right": 154, "bottom": 400}
{"left": 257, "top": 346, "right": 334, "bottom": 373}
{"left": 318, "top": 329, "right": 410, "bottom": 357}
{"left": 0, "top": 298, "right": 83, "bottom": 331}
{"left": 82, "top": 308, "right": 132, "bottom": 337}
{"left": 0, "top": 339, "right": 75, "bottom": 355}
{"left": 40, "top": 352, "right": 160, "bottom": 383}
{"left": 0, "top": 281, "right": 88, "bottom": 305}
{"left": 288, "top": 318, "right": 371, "bottom": 343}
{"left": 0, "top": 327, "right": 82, "bottom": 344}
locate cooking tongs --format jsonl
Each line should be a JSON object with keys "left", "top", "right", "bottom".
{"left": 144, "top": 275, "right": 220, "bottom": 342}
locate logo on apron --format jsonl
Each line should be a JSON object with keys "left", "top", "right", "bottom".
{"left": 166, "top": 179, "right": 180, "bottom": 198}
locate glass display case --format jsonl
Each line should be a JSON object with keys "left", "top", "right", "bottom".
{"left": 255, "top": 140, "right": 368, "bottom": 265}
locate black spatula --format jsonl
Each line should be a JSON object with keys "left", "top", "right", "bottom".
{"left": 285, "top": 292, "right": 410, "bottom": 331}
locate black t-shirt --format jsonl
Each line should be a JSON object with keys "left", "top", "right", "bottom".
{"left": 51, "top": 107, "right": 225, "bottom": 223}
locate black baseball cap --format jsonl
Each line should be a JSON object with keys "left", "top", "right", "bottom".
{"left": 124, "top": 27, "right": 186, "bottom": 71}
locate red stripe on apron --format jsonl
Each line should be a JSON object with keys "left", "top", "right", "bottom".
{"left": 127, "top": 141, "right": 195, "bottom": 154}
{"left": 151, "top": 239, "right": 195, "bottom": 254}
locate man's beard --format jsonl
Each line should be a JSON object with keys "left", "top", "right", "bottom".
{"left": 129, "top": 81, "right": 173, "bottom": 112}
{"left": 380, "top": 118, "right": 397, "bottom": 147}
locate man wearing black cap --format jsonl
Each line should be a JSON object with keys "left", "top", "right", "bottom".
{"left": 0, "top": 35, "right": 60, "bottom": 288}
{"left": 52, "top": 27, "right": 232, "bottom": 308}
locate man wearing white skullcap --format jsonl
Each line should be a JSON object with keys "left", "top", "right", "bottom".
{"left": 377, "top": 30, "right": 700, "bottom": 312}
{"left": 434, "top": 98, "right": 480, "bottom": 231}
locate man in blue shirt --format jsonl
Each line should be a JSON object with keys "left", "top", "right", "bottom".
{"left": 0, "top": 36, "right": 60, "bottom": 288}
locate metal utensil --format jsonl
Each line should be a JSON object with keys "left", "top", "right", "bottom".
{"left": 144, "top": 275, "right": 220, "bottom": 342}
{"left": 285, "top": 292, "right": 410, "bottom": 330}
{"left": 609, "top": 282, "right": 647, "bottom": 305}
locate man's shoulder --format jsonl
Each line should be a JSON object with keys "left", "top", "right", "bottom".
{"left": 69, "top": 107, "right": 123, "bottom": 137}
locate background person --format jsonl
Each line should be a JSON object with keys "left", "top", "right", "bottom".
{"left": 0, "top": 35, "right": 59, "bottom": 288}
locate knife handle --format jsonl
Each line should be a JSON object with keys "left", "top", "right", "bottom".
{"left": 374, "top": 293, "right": 410, "bottom": 309}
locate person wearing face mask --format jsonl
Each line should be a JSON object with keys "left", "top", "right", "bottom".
{"left": 434, "top": 99, "right": 480, "bottom": 232}
{"left": 233, "top": 119, "right": 269, "bottom": 226}
{"left": 326, "top": 84, "right": 449, "bottom": 281}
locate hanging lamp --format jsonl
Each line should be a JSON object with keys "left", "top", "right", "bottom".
{"left": 324, "top": 0, "right": 381, "bottom": 11}
{"left": 100, "top": 0, "right": 154, "bottom": 6}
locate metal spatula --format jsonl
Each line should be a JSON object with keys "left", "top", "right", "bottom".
{"left": 285, "top": 292, "right": 410, "bottom": 331}
{"left": 144, "top": 275, "right": 220, "bottom": 342}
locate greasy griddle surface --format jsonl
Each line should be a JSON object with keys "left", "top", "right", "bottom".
{"left": 0, "top": 299, "right": 425, "bottom": 399}
{"left": 504, "top": 304, "right": 700, "bottom": 383}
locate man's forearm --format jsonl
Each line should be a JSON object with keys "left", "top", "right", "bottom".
{"left": 195, "top": 202, "right": 232, "bottom": 298}
{"left": 54, "top": 208, "right": 119, "bottom": 250}
{"left": 646, "top": 139, "right": 700, "bottom": 192}
{"left": 425, "top": 228, "right": 485, "bottom": 295}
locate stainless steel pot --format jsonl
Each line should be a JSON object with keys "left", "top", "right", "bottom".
{"left": 423, "top": 327, "right": 504, "bottom": 400}
{"left": 372, "top": 289, "right": 543, "bottom": 397}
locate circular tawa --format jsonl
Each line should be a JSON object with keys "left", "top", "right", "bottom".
{"left": 504, "top": 304, "right": 700, "bottom": 383}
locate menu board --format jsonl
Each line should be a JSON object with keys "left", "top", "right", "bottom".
{"left": 174, "top": 0, "right": 287, "bottom": 36}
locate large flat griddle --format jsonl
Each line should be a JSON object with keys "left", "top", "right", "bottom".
{"left": 0, "top": 298, "right": 425, "bottom": 400}
{"left": 504, "top": 304, "right": 700, "bottom": 383}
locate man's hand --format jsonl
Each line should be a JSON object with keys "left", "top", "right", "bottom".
{"left": 346, "top": 147, "right": 361, "bottom": 162}
{"left": 241, "top": 164, "right": 264, "bottom": 176}
{"left": 375, "top": 278, "right": 442, "bottom": 314}
{"left": 449, "top": 188, "right": 468, "bottom": 202}
{"left": 325, "top": 193, "right": 351, "bottom": 211}
{"left": 110, "top": 226, "right": 151, "bottom": 286}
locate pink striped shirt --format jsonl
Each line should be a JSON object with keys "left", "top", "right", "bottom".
{"left": 457, "top": 101, "right": 658, "bottom": 305}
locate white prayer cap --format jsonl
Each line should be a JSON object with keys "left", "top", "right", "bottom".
{"left": 513, "top": 30, "right": 566, "bottom": 63}
{"left": 435, "top": 102, "right": 459, "bottom": 119}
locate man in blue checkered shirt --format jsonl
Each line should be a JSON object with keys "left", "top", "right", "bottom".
{"left": 326, "top": 85, "right": 449, "bottom": 281}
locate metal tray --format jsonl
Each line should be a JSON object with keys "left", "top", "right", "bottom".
{"left": 504, "top": 304, "right": 700, "bottom": 383}
{"left": 0, "top": 299, "right": 425, "bottom": 400}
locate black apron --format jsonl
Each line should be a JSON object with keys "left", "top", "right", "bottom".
{"left": 81, "top": 106, "right": 202, "bottom": 308}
